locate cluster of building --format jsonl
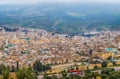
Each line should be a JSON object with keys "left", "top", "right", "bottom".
{"left": 0, "top": 27, "right": 120, "bottom": 71}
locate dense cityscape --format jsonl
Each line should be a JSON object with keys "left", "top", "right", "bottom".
{"left": 0, "top": 27, "right": 120, "bottom": 79}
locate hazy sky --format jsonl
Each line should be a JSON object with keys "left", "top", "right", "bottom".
{"left": 0, "top": 0, "right": 120, "bottom": 4}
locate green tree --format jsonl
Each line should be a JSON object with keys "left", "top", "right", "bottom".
{"left": 43, "top": 64, "right": 51, "bottom": 71}
{"left": 102, "top": 62, "right": 107, "bottom": 68}
{"left": 33, "top": 61, "right": 43, "bottom": 72}
{"left": 85, "top": 69, "right": 91, "bottom": 74}
{"left": 61, "top": 70, "right": 67, "bottom": 78}
{"left": 101, "top": 74, "right": 108, "bottom": 79}
{"left": 16, "top": 67, "right": 37, "bottom": 79}
{"left": 11, "top": 65, "right": 16, "bottom": 72}
{"left": 1, "top": 66, "right": 10, "bottom": 79}
{"left": 0, "top": 64, "right": 6, "bottom": 74}
{"left": 33, "top": 61, "right": 51, "bottom": 72}
{"left": 94, "top": 65, "right": 99, "bottom": 70}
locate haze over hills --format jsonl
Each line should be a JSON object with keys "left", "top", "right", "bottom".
{"left": 0, "top": 3, "right": 120, "bottom": 35}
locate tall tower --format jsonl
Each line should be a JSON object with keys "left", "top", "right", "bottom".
{"left": 5, "top": 37, "right": 9, "bottom": 46}
{"left": 13, "top": 34, "right": 17, "bottom": 39}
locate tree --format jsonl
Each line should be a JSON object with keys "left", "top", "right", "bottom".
{"left": 1, "top": 66, "right": 10, "bottom": 79}
{"left": 102, "top": 62, "right": 107, "bottom": 68}
{"left": 16, "top": 61, "right": 19, "bottom": 71}
{"left": 11, "top": 65, "right": 16, "bottom": 72}
{"left": 85, "top": 68, "right": 91, "bottom": 74}
{"left": 112, "top": 61, "right": 116, "bottom": 66}
{"left": 61, "top": 70, "right": 67, "bottom": 78}
{"left": 94, "top": 65, "right": 99, "bottom": 70}
{"left": 0, "top": 64, "right": 6, "bottom": 74}
{"left": 43, "top": 64, "right": 51, "bottom": 71}
{"left": 82, "top": 73, "right": 92, "bottom": 79}
{"left": 33, "top": 61, "right": 51, "bottom": 72}
{"left": 33, "top": 61, "right": 43, "bottom": 72}
{"left": 16, "top": 67, "right": 37, "bottom": 79}
{"left": 101, "top": 74, "right": 108, "bottom": 79}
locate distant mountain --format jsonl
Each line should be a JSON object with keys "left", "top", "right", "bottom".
{"left": 0, "top": 3, "right": 120, "bottom": 35}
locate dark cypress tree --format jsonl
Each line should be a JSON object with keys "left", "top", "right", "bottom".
{"left": 11, "top": 65, "right": 16, "bottom": 72}
{"left": 16, "top": 61, "right": 19, "bottom": 71}
{"left": 33, "top": 61, "right": 43, "bottom": 72}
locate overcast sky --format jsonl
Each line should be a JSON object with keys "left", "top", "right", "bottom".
{"left": 0, "top": 0, "right": 120, "bottom": 4}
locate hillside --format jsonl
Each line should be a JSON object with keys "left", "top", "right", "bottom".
{"left": 0, "top": 3, "right": 120, "bottom": 35}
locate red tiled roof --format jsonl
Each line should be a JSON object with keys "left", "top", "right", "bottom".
{"left": 69, "top": 70, "right": 81, "bottom": 74}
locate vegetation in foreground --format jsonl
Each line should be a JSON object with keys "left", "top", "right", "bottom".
{"left": 43, "top": 68, "right": 120, "bottom": 79}
{"left": 0, "top": 61, "right": 120, "bottom": 79}
{"left": 0, "top": 60, "right": 51, "bottom": 79}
